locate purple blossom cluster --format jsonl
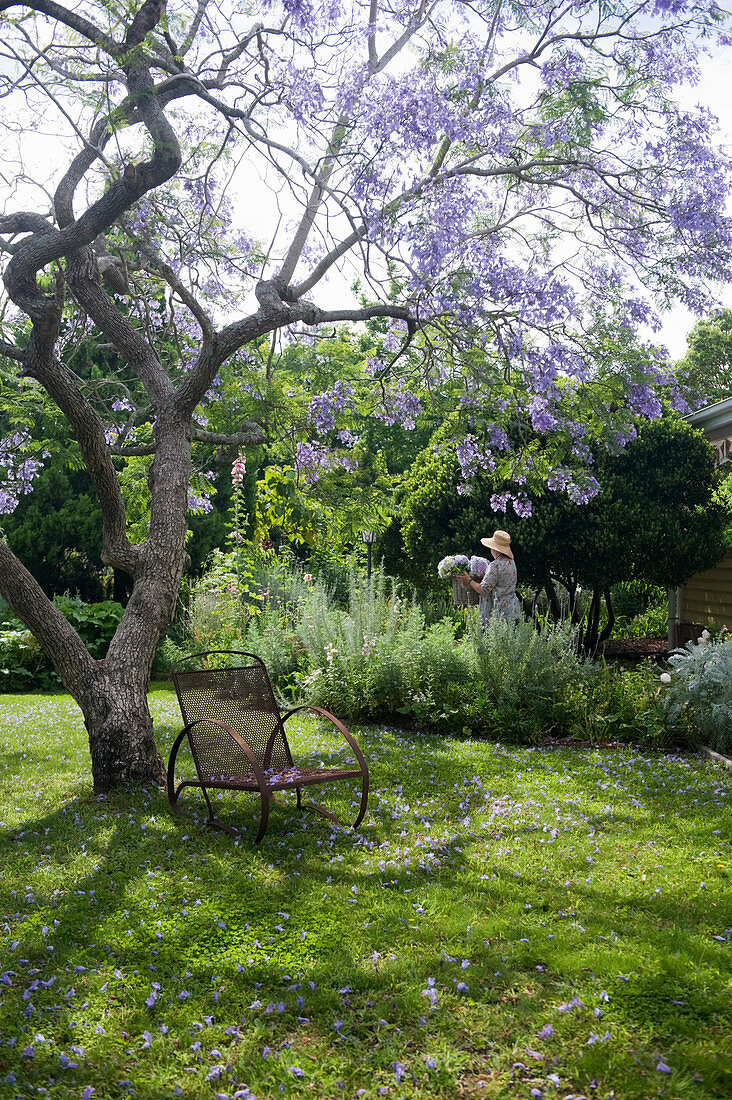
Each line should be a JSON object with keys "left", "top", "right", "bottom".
{"left": 454, "top": 435, "right": 495, "bottom": 482}
{"left": 374, "top": 382, "right": 421, "bottom": 430}
{"left": 294, "top": 441, "right": 358, "bottom": 484}
{"left": 547, "top": 470, "right": 600, "bottom": 505}
{"left": 187, "top": 491, "right": 213, "bottom": 514}
{"left": 308, "top": 381, "right": 355, "bottom": 435}
{"left": 489, "top": 491, "right": 533, "bottom": 517}
{"left": 0, "top": 434, "right": 45, "bottom": 515}
{"left": 627, "top": 384, "right": 662, "bottom": 420}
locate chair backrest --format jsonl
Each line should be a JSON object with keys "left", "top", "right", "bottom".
{"left": 172, "top": 652, "right": 293, "bottom": 775}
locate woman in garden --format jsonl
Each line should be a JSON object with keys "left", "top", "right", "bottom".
{"left": 457, "top": 529, "right": 521, "bottom": 627}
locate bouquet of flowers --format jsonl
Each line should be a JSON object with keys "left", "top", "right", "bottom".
{"left": 438, "top": 553, "right": 480, "bottom": 607}
{"left": 437, "top": 553, "right": 470, "bottom": 578}
{"left": 469, "top": 555, "right": 490, "bottom": 579}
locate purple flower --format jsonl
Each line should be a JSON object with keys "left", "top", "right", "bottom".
{"left": 188, "top": 491, "right": 213, "bottom": 514}
{"left": 469, "top": 556, "right": 489, "bottom": 578}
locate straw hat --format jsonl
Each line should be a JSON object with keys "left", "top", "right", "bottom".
{"left": 480, "top": 529, "right": 514, "bottom": 559}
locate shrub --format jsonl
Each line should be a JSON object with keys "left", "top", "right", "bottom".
{"left": 661, "top": 632, "right": 732, "bottom": 755}
{"left": 0, "top": 629, "right": 57, "bottom": 691}
{"left": 174, "top": 554, "right": 680, "bottom": 749}
{"left": 467, "top": 617, "right": 586, "bottom": 742}
{"left": 297, "top": 571, "right": 430, "bottom": 718}
{"left": 617, "top": 603, "right": 668, "bottom": 639}
{"left": 241, "top": 601, "right": 305, "bottom": 699}
{"left": 0, "top": 596, "right": 126, "bottom": 690}
{"left": 184, "top": 547, "right": 322, "bottom": 658}
{"left": 611, "top": 580, "right": 667, "bottom": 622}
{"left": 52, "top": 595, "right": 125, "bottom": 658}
{"left": 559, "top": 660, "right": 675, "bottom": 749}
{"left": 187, "top": 584, "right": 246, "bottom": 653}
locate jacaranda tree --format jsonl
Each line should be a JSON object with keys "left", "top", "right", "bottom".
{"left": 0, "top": 0, "right": 731, "bottom": 789}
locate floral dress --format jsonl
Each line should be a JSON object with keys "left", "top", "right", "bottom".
{"left": 479, "top": 556, "right": 520, "bottom": 626}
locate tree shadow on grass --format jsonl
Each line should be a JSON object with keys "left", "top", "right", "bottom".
{"left": 0, "top": 728, "right": 730, "bottom": 1097}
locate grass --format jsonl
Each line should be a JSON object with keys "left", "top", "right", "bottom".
{"left": 0, "top": 686, "right": 730, "bottom": 1100}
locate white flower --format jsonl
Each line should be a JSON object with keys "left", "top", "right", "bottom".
{"left": 660, "top": 673, "right": 672, "bottom": 684}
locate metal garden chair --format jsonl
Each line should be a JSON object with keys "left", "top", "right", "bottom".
{"left": 167, "top": 651, "right": 369, "bottom": 842}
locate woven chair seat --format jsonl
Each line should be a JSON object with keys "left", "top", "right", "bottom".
{"left": 198, "top": 765, "right": 364, "bottom": 790}
{"left": 167, "top": 651, "right": 369, "bottom": 841}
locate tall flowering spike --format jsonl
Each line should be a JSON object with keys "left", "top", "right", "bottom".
{"left": 231, "top": 454, "right": 247, "bottom": 487}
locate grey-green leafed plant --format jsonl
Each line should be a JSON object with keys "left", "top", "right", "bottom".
{"left": 296, "top": 569, "right": 432, "bottom": 717}
{"left": 661, "top": 631, "right": 732, "bottom": 755}
{"left": 468, "top": 616, "right": 589, "bottom": 742}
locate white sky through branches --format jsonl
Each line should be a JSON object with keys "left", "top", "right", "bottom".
{"left": 660, "top": 45, "right": 732, "bottom": 358}
{"left": 2, "top": 37, "right": 732, "bottom": 362}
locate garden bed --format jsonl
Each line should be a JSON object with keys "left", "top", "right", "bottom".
{"left": 602, "top": 636, "right": 668, "bottom": 661}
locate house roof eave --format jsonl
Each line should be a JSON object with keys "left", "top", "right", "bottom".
{"left": 686, "top": 395, "right": 732, "bottom": 437}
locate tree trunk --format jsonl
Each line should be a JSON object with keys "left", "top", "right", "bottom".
{"left": 80, "top": 668, "right": 166, "bottom": 790}
{"left": 597, "top": 588, "right": 616, "bottom": 652}
{"left": 544, "top": 577, "right": 561, "bottom": 622}
{"left": 0, "top": 541, "right": 177, "bottom": 790}
{"left": 0, "top": 414, "right": 190, "bottom": 792}
{"left": 578, "top": 588, "right": 602, "bottom": 657}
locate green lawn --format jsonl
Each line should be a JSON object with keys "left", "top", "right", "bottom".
{"left": 0, "top": 687, "right": 730, "bottom": 1100}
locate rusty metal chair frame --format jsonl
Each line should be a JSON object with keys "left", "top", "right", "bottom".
{"left": 167, "top": 650, "right": 369, "bottom": 842}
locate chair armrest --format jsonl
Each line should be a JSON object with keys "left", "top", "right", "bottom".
{"left": 170, "top": 718, "right": 269, "bottom": 791}
{"left": 281, "top": 705, "right": 369, "bottom": 778}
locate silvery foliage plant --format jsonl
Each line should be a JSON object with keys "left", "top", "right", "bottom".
{"left": 661, "top": 631, "right": 732, "bottom": 755}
